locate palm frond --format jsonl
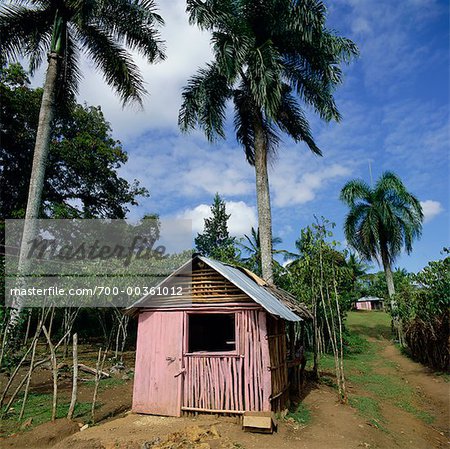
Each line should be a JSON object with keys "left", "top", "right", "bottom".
{"left": 340, "top": 179, "right": 372, "bottom": 206}
{"left": 0, "top": 4, "right": 52, "bottom": 64}
{"left": 211, "top": 30, "right": 252, "bottom": 81}
{"left": 233, "top": 82, "right": 255, "bottom": 163}
{"left": 282, "top": 55, "right": 341, "bottom": 121}
{"left": 178, "top": 63, "right": 230, "bottom": 141}
{"left": 246, "top": 40, "right": 282, "bottom": 118}
{"left": 275, "top": 85, "right": 322, "bottom": 155}
{"left": 186, "top": 0, "right": 235, "bottom": 31}
{"left": 55, "top": 29, "right": 81, "bottom": 109}
{"left": 77, "top": 24, "right": 146, "bottom": 106}
{"left": 91, "top": 0, "right": 166, "bottom": 63}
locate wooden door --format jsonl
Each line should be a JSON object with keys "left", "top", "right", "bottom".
{"left": 133, "top": 311, "right": 184, "bottom": 416}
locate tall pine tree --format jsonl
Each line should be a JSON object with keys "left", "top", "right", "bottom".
{"left": 195, "top": 194, "right": 239, "bottom": 263}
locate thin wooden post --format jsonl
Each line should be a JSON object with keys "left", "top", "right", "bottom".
{"left": 67, "top": 333, "right": 78, "bottom": 420}
{"left": 91, "top": 348, "right": 107, "bottom": 423}
{"left": 42, "top": 325, "right": 58, "bottom": 421}
{"left": 23, "top": 310, "right": 32, "bottom": 346}
{"left": 19, "top": 338, "right": 37, "bottom": 421}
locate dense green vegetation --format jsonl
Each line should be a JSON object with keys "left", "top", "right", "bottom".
{"left": 320, "top": 312, "right": 435, "bottom": 428}
{"left": 0, "top": 63, "right": 148, "bottom": 219}
{"left": 340, "top": 172, "right": 423, "bottom": 343}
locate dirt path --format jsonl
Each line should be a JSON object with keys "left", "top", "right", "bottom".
{"left": 367, "top": 339, "right": 449, "bottom": 448}
{"left": 381, "top": 343, "right": 449, "bottom": 432}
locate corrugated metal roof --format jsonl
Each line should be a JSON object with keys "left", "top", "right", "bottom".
{"left": 126, "top": 256, "right": 302, "bottom": 321}
{"left": 357, "top": 296, "right": 384, "bottom": 302}
{"left": 198, "top": 257, "right": 301, "bottom": 322}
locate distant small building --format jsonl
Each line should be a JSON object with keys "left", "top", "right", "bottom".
{"left": 355, "top": 296, "right": 384, "bottom": 311}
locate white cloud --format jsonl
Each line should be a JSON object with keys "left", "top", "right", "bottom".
{"left": 351, "top": 17, "right": 372, "bottom": 35}
{"left": 420, "top": 200, "right": 444, "bottom": 223}
{"left": 177, "top": 200, "right": 257, "bottom": 236}
{"left": 182, "top": 164, "right": 254, "bottom": 197}
{"left": 271, "top": 162, "right": 351, "bottom": 207}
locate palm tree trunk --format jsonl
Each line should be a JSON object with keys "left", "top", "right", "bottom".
{"left": 253, "top": 115, "right": 273, "bottom": 284}
{"left": 9, "top": 52, "right": 60, "bottom": 330}
{"left": 380, "top": 244, "right": 395, "bottom": 298}
{"left": 380, "top": 245, "right": 404, "bottom": 343}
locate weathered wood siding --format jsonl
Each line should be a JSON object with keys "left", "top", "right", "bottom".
{"left": 146, "top": 263, "right": 251, "bottom": 305}
{"left": 267, "top": 316, "right": 289, "bottom": 411}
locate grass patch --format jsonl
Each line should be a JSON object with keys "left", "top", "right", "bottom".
{"left": 344, "top": 312, "right": 436, "bottom": 426}
{"left": 343, "top": 329, "right": 371, "bottom": 355}
{"left": 395, "top": 401, "right": 435, "bottom": 424}
{"left": 84, "top": 376, "right": 126, "bottom": 390}
{"left": 346, "top": 311, "right": 392, "bottom": 340}
{"left": 285, "top": 402, "right": 311, "bottom": 425}
{"left": 2, "top": 392, "right": 93, "bottom": 433}
{"left": 348, "top": 395, "right": 388, "bottom": 432}
{"left": 435, "top": 372, "right": 450, "bottom": 382}
{"left": 349, "top": 371, "right": 412, "bottom": 401}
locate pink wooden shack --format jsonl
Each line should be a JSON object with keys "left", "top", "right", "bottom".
{"left": 127, "top": 255, "right": 311, "bottom": 417}
{"left": 355, "top": 296, "right": 384, "bottom": 311}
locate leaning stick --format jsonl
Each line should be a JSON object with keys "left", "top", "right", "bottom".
{"left": 42, "top": 326, "right": 58, "bottom": 421}
{"left": 19, "top": 338, "right": 37, "bottom": 421}
{"left": 67, "top": 333, "right": 78, "bottom": 420}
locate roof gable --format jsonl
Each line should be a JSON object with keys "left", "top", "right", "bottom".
{"left": 127, "top": 256, "right": 305, "bottom": 321}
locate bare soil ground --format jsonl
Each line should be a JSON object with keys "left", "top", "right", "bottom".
{"left": 1, "top": 312, "right": 448, "bottom": 449}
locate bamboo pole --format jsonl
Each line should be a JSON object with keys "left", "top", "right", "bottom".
{"left": 91, "top": 348, "right": 107, "bottom": 423}
{"left": 67, "top": 333, "right": 78, "bottom": 420}
{"left": 42, "top": 325, "right": 58, "bottom": 421}
{"left": 91, "top": 348, "right": 102, "bottom": 423}
{"left": 18, "top": 339, "right": 37, "bottom": 421}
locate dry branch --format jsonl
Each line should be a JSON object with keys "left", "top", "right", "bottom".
{"left": 78, "top": 363, "right": 110, "bottom": 378}
{"left": 42, "top": 326, "right": 58, "bottom": 421}
{"left": 19, "top": 338, "right": 37, "bottom": 421}
{"left": 67, "top": 333, "right": 78, "bottom": 420}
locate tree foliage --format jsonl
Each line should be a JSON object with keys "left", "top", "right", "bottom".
{"left": 239, "top": 227, "right": 285, "bottom": 282}
{"left": 340, "top": 172, "right": 423, "bottom": 268}
{"left": 194, "top": 193, "right": 239, "bottom": 263}
{"left": 399, "top": 249, "right": 450, "bottom": 371}
{"left": 0, "top": 63, "right": 148, "bottom": 219}
{"left": 179, "top": 0, "right": 358, "bottom": 159}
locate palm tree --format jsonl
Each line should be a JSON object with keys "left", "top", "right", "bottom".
{"left": 0, "top": 0, "right": 165, "bottom": 325}
{"left": 240, "top": 226, "right": 283, "bottom": 277}
{"left": 340, "top": 171, "right": 423, "bottom": 338}
{"left": 179, "top": 0, "right": 358, "bottom": 284}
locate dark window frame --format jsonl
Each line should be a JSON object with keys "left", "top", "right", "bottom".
{"left": 186, "top": 312, "right": 237, "bottom": 355}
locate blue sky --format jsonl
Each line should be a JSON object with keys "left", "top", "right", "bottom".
{"left": 32, "top": 0, "right": 449, "bottom": 273}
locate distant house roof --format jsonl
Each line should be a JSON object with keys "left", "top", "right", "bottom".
{"left": 127, "top": 255, "right": 312, "bottom": 322}
{"left": 356, "top": 296, "right": 384, "bottom": 302}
